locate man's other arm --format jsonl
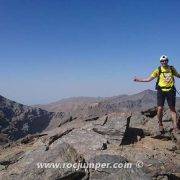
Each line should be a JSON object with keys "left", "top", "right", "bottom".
{"left": 173, "top": 67, "right": 180, "bottom": 78}
{"left": 134, "top": 76, "right": 155, "bottom": 82}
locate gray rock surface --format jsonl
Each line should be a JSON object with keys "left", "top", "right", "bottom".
{"left": 88, "top": 154, "right": 151, "bottom": 180}
{"left": 92, "top": 115, "right": 130, "bottom": 145}
{"left": 56, "top": 129, "right": 108, "bottom": 160}
{"left": 0, "top": 95, "right": 53, "bottom": 142}
{"left": 0, "top": 142, "right": 87, "bottom": 180}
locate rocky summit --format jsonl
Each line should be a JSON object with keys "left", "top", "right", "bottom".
{"left": 0, "top": 90, "right": 180, "bottom": 180}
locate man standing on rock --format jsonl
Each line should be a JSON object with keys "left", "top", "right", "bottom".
{"left": 134, "top": 55, "right": 180, "bottom": 134}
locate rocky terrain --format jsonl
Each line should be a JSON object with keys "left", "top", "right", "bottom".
{"left": 0, "top": 95, "right": 53, "bottom": 144}
{"left": 0, "top": 90, "right": 180, "bottom": 180}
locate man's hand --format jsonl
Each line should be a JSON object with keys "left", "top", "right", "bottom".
{"left": 134, "top": 77, "right": 141, "bottom": 82}
{"left": 176, "top": 73, "right": 180, "bottom": 78}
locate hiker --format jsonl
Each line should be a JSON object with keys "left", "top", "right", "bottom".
{"left": 134, "top": 55, "right": 180, "bottom": 134}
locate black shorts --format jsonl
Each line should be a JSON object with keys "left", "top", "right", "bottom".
{"left": 157, "top": 89, "right": 176, "bottom": 107}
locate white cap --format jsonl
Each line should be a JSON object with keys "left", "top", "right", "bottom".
{"left": 160, "top": 55, "right": 168, "bottom": 61}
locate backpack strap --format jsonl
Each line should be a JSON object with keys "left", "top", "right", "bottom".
{"left": 169, "top": 66, "right": 175, "bottom": 74}
{"left": 155, "top": 66, "right": 161, "bottom": 90}
{"left": 169, "top": 66, "right": 175, "bottom": 82}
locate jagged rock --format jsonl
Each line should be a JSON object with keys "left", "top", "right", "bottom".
{"left": 141, "top": 107, "right": 157, "bottom": 118}
{"left": 20, "top": 133, "right": 48, "bottom": 144}
{"left": 54, "top": 129, "right": 108, "bottom": 160}
{"left": 45, "top": 128, "right": 74, "bottom": 150}
{"left": 92, "top": 115, "right": 130, "bottom": 145}
{"left": 0, "top": 142, "right": 88, "bottom": 180}
{"left": 91, "top": 115, "right": 108, "bottom": 126}
{"left": 0, "top": 151, "right": 24, "bottom": 168}
{"left": 58, "top": 116, "right": 77, "bottom": 127}
{"left": 85, "top": 116, "right": 99, "bottom": 122}
{"left": 130, "top": 113, "right": 148, "bottom": 126}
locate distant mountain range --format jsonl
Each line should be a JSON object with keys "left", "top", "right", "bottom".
{"left": 35, "top": 89, "right": 180, "bottom": 114}
{"left": 34, "top": 96, "right": 104, "bottom": 112}
{"left": 1, "top": 89, "right": 180, "bottom": 144}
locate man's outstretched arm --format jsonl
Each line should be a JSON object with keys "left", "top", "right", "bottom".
{"left": 176, "top": 73, "right": 180, "bottom": 78}
{"left": 134, "top": 76, "right": 155, "bottom": 82}
{"left": 172, "top": 67, "right": 180, "bottom": 78}
{"left": 175, "top": 71, "right": 180, "bottom": 78}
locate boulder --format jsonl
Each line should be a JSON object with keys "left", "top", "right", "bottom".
{"left": 55, "top": 129, "right": 108, "bottom": 160}
{"left": 92, "top": 115, "right": 131, "bottom": 145}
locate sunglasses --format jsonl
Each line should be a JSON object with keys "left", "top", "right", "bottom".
{"left": 160, "top": 60, "right": 168, "bottom": 63}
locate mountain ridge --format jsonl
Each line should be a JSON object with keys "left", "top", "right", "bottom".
{"left": 34, "top": 89, "right": 157, "bottom": 112}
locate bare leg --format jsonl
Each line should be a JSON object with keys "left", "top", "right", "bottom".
{"left": 169, "top": 106, "right": 178, "bottom": 130}
{"left": 157, "top": 106, "right": 164, "bottom": 126}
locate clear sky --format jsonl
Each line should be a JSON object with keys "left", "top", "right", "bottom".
{"left": 0, "top": 0, "right": 180, "bottom": 105}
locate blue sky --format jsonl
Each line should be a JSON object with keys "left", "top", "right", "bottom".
{"left": 0, "top": 0, "right": 180, "bottom": 105}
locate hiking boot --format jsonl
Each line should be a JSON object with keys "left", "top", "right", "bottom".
{"left": 151, "top": 125, "right": 165, "bottom": 138}
{"left": 151, "top": 126, "right": 165, "bottom": 139}
{"left": 172, "top": 127, "right": 180, "bottom": 134}
{"left": 159, "top": 125, "right": 165, "bottom": 134}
